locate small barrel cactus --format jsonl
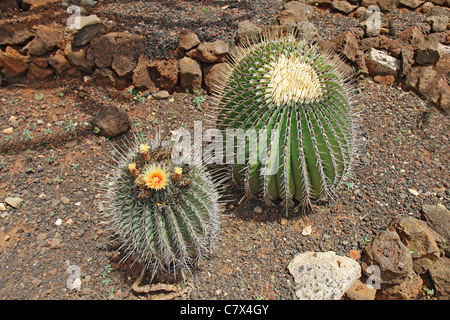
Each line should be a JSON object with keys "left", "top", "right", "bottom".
{"left": 104, "top": 132, "right": 221, "bottom": 278}
{"left": 212, "top": 31, "right": 359, "bottom": 209}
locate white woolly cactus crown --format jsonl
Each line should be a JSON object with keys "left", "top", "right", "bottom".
{"left": 210, "top": 29, "right": 360, "bottom": 210}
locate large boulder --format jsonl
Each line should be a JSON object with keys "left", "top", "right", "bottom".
{"left": 344, "top": 279, "right": 377, "bottom": 300}
{"left": 365, "top": 48, "right": 401, "bottom": 76}
{"left": 277, "top": 7, "right": 309, "bottom": 27}
{"left": 421, "top": 204, "right": 450, "bottom": 243}
{"left": 90, "top": 31, "right": 145, "bottom": 77}
{"left": 398, "top": 27, "right": 426, "bottom": 47}
{"left": 0, "top": 25, "right": 34, "bottom": 46}
{"left": 398, "top": 0, "right": 425, "bottom": 9}
{"left": 425, "top": 15, "right": 449, "bottom": 33}
{"left": 376, "top": 272, "right": 423, "bottom": 300}
{"left": 361, "top": 230, "right": 414, "bottom": 285}
{"left": 89, "top": 106, "right": 130, "bottom": 137}
{"left": 23, "top": 25, "right": 63, "bottom": 56}
{"left": 332, "top": 31, "right": 359, "bottom": 62}
{"left": 429, "top": 257, "right": 450, "bottom": 299}
{"left": 284, "top": 1, "right": 314, "bottom": 19}
{"left": 235, "top": 20, "right": 262, "bottom": 45}
{"left": 331, "top": 0, "right": 358, "bottom": 14}
{"left": 186, "top": 40, "right": 229, "bottom": 63}
{"left": 415, "top": 40, "right": 441, "bottom": 65}
{"left": 92, "top": 68, "right": 129, "bottom": 91}
{"left": 48, "top": 54, "right": 71, "bottom": 75}
{"left": 179, "top": 57, "right": 202, "bottom": 92}
{"left": 147, "top": 59, "right": 179, "bottom": 92}
{"left": 0, "top": 0, "right": 19, "bottom": 11}
{"left": 132, "top": 53, "right": 154, "bottom": 90}
{"left": 399, "top": 45, "right": 415, "bottom": 78}
{"left": 376, "top": 0, "right": 398, "bottom": 11}
{"left": 388, "top": 216, "right": 442, "bottom": 274}
{"left": 27, "top": 63, "right": 53, "bottom": 80}
{"left": 72, "top": 22, "right": 107, "bottom": 48}
{"left": 203, "top": 63, "right": 228, "bottom": 93}
{"left": 1, "top": 46, "right": 28, "bottom": 78}
{"left": 22, "top": 0, "right": 62, "bottom": 8}
{"left": 288, "top": 251, "right": 361, "bottom": 300}
{"left": 178, "top": 29, "right": 200, "bottom": 51}
{"left": 64, "top": 45, "right": 95, "bottom": 74}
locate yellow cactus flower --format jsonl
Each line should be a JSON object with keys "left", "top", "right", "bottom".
{"left": 173, "top": 166, "right": 182, "bottom": 180}
{"left": 141, "top": 166, "right": 169, "bottom": 190}
{"left": 128, "top": 163, "right": 139, "bottom": 177}
{"left": 140, "top": 144, "right": 150, "bottom": 160}
{"left": 140, "top": 144, "right": 149, "bottom": 153}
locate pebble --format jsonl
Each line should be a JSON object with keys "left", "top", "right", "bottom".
{"left": 153, "top": 90, "right": 170, "bottom": 99}
{"left": 97, "top": 201, "right": 105, "bottom": 212}
{"left": 70, "top": 278, "right": 82, "bottom": 291}
{"left": 31, "top": 278, "right": 41, "bottom": 287}
{"left": 349, "top": 249, "right": 361, "bottom": 260}
{"left": 5, "top": 197, "right": 24, "bottom": 208}
{"left": 50, "top": 234, "right": 62, "bottom": 249}
{"left": 37, "top": 233, "right": 48, "bottom": 241}
{"left": 81, "top": 287, "right": 91, "bottom": 295}
{"left": 253, "top": 206, "right": 263, "bottom": 214}
{"left": 408, "top": 188, "right": 419, "bottom": 196}
{"left": 9, "top": 119, "right": 19, "bottom": 128}
{"left": 51, "top": 199, "right": 61, "bottom": 207}
{"left": 0, "top": 203, "right": 6, "bottom": 211}
{"left": 61, "top": 196, "right": 70, "bottom": 204}
{"left": 302, "top": 225, "right": 312, "bottom": 236}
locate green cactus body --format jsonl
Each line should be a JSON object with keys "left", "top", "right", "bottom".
{"left": 212, "top": 31, "right": 358, "bottom": 208}
{"left": 105, "top": 134, "right": 221, "bottom": 278}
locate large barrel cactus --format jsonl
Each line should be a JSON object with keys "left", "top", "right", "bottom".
{"left": 104, "top": 133, "right": 221, "bottom": 279}
{"left": 212, "top": 31, "right": 358, "bottom": 209}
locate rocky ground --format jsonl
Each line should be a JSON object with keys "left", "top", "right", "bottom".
{"left": 0, "top": 0, "right": 449, "bottom": 300}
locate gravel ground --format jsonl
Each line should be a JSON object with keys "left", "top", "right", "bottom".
{"left": 0, "top": 0, "right": 449, "bottom": 300}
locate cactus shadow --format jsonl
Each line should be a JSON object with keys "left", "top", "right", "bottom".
{"left": 225, "top": 188, "right": 315, "bottom": 222}
{"left": 108, "top": 238, "right": 198, "bottom": 293}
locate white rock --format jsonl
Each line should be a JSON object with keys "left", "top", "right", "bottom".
{"left": 69, "top": 278, "right": 82, "bottom": 291}
{"left": 365, "top": 48, "right": 400, "bottom": 76}
{"left": 0, "top": 203, "right": 6, "bottom": 211}
{"left": 69, "top": 14, "right": 102, "bottom": 31}
{"left": 408, "top": 188, "right": 419, "bottom": 196}
{"left": 55, "top": 218, "right": 62, "bottom": 226}
{"left": 288, "top": 251, "right": 361, "bottom": 300}
{"left": 302, "top": 225, "right": 312, "bottom": 236}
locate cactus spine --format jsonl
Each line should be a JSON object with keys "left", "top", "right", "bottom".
{"left": 104, "top": 133, "right": 221, "bottom": 278}
{"left": 212, "top": 31, "right": 359, "bottom": 209}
